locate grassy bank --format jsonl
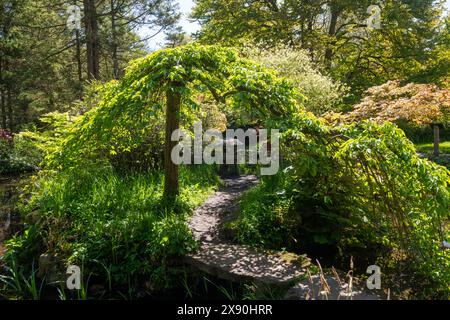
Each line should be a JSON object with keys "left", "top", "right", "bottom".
{"left": 0, "top": 164, "right": 220, "bottom": 299}
{"left": 416, "top": 141, "right": 450, "bottom": 154}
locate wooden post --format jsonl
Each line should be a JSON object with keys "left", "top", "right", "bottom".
{"left": 164, "top": 86, "right": 181, "bottom": 199}
{"left": 434, "top": 124, "right": 440, "bottom": 156}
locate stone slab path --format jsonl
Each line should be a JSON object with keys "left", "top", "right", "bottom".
{"left": 185, "top": 242, "right": 307, "bottom": 286}
{"left": 185, "top": 175, "right": 383, "bottom": 300}
{"left": 189, "top": 175, "right": 259, "bottom": 243}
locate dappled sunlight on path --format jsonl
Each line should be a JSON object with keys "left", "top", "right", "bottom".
{"left": 186, "top": 175, "right": 383, "bottom": 300}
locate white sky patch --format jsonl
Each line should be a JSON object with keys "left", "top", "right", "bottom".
{"left": 138, "top": 0, "right": 200, "bottom": 51}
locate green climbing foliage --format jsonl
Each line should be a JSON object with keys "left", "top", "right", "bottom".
{"left": 234, "top": 115, "right": 450, "bottom": 297}
{"left": 48, "top": 44, "right": 302, "bottom": 171}
{"left": 335, "top": 123, "right": 450, "bottom": 294}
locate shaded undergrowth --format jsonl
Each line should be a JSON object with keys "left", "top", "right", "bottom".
{"left": 0, "top": 164, "right": 220, "bottom": 299}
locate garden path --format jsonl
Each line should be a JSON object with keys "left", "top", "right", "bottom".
{"left": 186, "top": 175, "right": 383, "bottom": 300}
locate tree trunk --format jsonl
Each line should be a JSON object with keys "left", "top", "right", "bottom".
{"left": 164, "top": 86, "right": 181, "bottom": 199}
{"left": 83, "top": 0, "right": 100, "bottom": 80}
{"left": 325, "top": 7, "right": 339, "bottom": 69}
{"left": 110, "top": 0, "right": 119, "bottom": 79}
{"left": 75, "top": 29, "right": 83, "bottom": 98}
{"left": 434, "top": 124, "right": 440, "bottom": 156}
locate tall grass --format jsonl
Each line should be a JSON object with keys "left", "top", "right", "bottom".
{"left": 2, "top": 163, "right": 219, "bottom": 298}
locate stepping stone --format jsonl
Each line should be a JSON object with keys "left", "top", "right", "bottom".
{"left": 189, "top": 175, "right": 259, "bottom": 243}
{"left": 185, "top": 243, "right": 306, "bottom": 286}
{"left": 186, "top": 174, "right": 382, "bottom": 300}
{"left": 186, "top": 175, "right": 308, "bottom": 287}
{"left": 285, "top": 273, "right": 383, "bottom": 300}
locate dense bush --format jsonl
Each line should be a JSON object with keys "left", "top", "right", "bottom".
{"left": 0, "top": 130, "right": 13, "bottom": 160}
{"left": 323, "top": 80, "right": 450, "bottom": 150}
{"left": 325, "top": 81, "right": 450, "bottom": 144}
{"left": 233, "top": 113, "right": 450, "bottom": 298}
{"left": 49, "top": 45, "right": 300, "bottom": 172}
{"left": 0, "top": 113, "right": 78, "bottom": 176}
{"left": 396, "top": 121, "right": 450, "bottom": 144}
{"left": 246, "top": 46, "right": 348, "bottom": 115}
{"left": 1, "top": 129, "right": 36, "bottom": 175}
{"left": 346, "top": 81, "right": 450, "bottom": 126}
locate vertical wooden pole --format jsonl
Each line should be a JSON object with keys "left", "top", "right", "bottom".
{"left": 434, "top": 124, "right": 440, "bottom": 156}
{"left": 164, "top": 86, "right": 181, "bottom": 199}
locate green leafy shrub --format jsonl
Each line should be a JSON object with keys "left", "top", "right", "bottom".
{"left": 46, "top": 44, "right": 301, "bottom": 171}
{"left": 234, "top": 113, "right": 450, "bottom": 298}
{"left": 229, "top": 174, "right": 294, "bottom": 249}
{"left": 0, "top": 113, "right": 77, "bottom": 175}
{"left": 1, "top": 130, "right": 34, "bottom": 175}
{"left": 245, "top": 46, "right": 348, "bottom": 115}
{"left": 0, "top": 130, "right": 13, "bottom": 159}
